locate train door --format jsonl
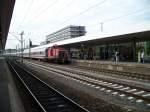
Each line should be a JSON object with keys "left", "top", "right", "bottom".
{"left": 45, "top": 48, "right": 48, "bottom": 57}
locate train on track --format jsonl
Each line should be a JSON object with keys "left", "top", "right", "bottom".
{"left": 5, "top": 45, "right": 69, "bottom": 63}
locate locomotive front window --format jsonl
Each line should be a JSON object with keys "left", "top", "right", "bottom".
{"left": 59, "top": 51, "right": 65, "bottom": 58}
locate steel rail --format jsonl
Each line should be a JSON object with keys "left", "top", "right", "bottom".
{"left": 25, "top": 61, "right": 150, "bottom": 104}
{"left": 9, "top": 60, "right": 90, "bottom": 112}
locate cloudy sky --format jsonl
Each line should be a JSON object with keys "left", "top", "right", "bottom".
{"left": 6, "top": 0, "right": 150, "bottom": 49}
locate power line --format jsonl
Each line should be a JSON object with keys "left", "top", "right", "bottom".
{"left": 54, "top": 0, "right": 107, "bottom": 28}
{"left": 21, "top": 0, "right": 34, "bottom": 25}
{"left": 44, "top": 0, "right": 107, "bottom": 35}
{"left": 103, "top": 5, "right": 150, "bottom": 23}
{"left": 22, "top": 0, "right": 107, "bottom": 34}
{"left": 87, "top": 5, "right": 150, "bottom": 28}
{"left": 17, "top": 0, "right": 34, "bottom": 32}
{"left": 8, "top": 32, "right": 21, "bottom": 42}
{"left": 54, "top": 0, "right": 74, "bottom": 17}
{"left": 24, "top": 0, "right": 59, "bottom": 26}
{"left": 19, "top": 0, "right": 49, "bottom": 27}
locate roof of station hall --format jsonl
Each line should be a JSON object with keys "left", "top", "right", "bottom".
{"left": 29, "top": 29, "right": 150, "bottom": 52}
{"left": 0, "top": 0, "right": 16, "bottom": 49}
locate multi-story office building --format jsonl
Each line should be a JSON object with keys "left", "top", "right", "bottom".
{"left": 46, "top": 25, "right": 86, "bottom": 43}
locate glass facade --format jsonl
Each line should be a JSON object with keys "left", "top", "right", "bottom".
{"left": 68, "top": 41, "right": 150, "bottom": 62}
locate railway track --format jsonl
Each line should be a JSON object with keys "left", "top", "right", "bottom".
{"left": 71, "top": 65, "right": 150, "bottom": 82}
{"left": 24, "top": 61, "right": 150, "bottom": 110}
{"left": 27, "top": 60, "right": 150, "bottom": 82}
{"left": 7, "top": 60, "right": 89, "bottom": 112}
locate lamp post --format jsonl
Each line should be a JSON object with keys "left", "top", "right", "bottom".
{"left": 20, "top": 31, "right": 24, "bottom": 63}
{"left": 100, "top": 22, "right": 103, "bottom": 32}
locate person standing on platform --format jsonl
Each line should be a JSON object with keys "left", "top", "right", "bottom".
{"left": 112, "top": 51, "right": 115, "bottom": 61}
{"left": 140, "top": 50, "right": 145, "bottom": 63}
{"left": 115, "top": 51, "right": 119, "bottom": 62}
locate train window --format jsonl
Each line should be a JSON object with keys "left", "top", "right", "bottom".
{"left": 59, "top": 51, "right": 65, "bottom": 58}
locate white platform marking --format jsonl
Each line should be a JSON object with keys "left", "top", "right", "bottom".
{"left": 136, "top": 99, "right": 143, "bottom": 103}
{"left": 106, "top": 90, "right": 111, "bottom": 92}
{"left": 134, "top": 91, "right": 145, "bottom": 95}
{"left": 100, "top": 88, "right": 105, "bottom": 91}
{"left": 112, "top": 92, "right": 118, "bottom": 95}
{"left": 113, "top": 86, "right": 123, "bottom": 89}
{"left": 109, "top": 84, "right": 118, "bottom": 87}
{"left": 108, "top": 83, "right": 112, "bottom": 85}
{"left": 120, "top": 87, "right": 130, "bottom": 90}
{"left": 147, "top": 104, "right": 150, "bottom": 106}
{"left": 82, "top": 82, "right": 87, "bottom": 85}
{"left": 142, "top": 93, "right": 150, "bottom": 97}
{"left": 87, "top": 83, "right": 91, "bottom": 86}
{"left": 104, "top": 83, "right": 112, "bottom": 86}
{"left": 79, "top": 81, "right": 83, "bottom": 83}
{"left": 95, "top": 86, "right": 100, "bottom": 89}
{"left": 126, "top": 89, "right": 137, "bottom": 92}
{"left": 91, "top": 85, "right": 96, "bottom": 87}
{"left": 128, "top": 97, "right": 134, "bottom": 100}
{"left": 120, "top": 94, "right": 125, "bottom": 97}
{"left": 99, "top": 80, "right": 103, "bottom": 83}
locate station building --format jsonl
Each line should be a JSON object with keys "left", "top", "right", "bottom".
{"left": 50, "top": 30, "right": 150, "bottom": 62}
{"left": 46, "top": 25, "right": 86, "bottom": 43}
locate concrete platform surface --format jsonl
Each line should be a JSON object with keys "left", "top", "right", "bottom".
{"left": 0, "top": 57, "right": 11, "bottom": 112}
{"left": 0, "top": 82, "right": 11, "bottom": 112}
{"left": 0, "top": 57, "right": 25, "bottom": 112}
{"left": 72, "top": 59, "right": 150, "bottom": 75}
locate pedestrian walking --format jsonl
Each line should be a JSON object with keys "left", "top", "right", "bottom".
{"left": 115, "top": 51, "right": 119, "bottom": 62}
{"left": 140, "top": 50, "right": 144, "bottom": 63}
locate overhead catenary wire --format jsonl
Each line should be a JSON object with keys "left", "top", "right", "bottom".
{"left": 20, "top": 0, "right": 50, "bottom": 26}
{"left": 44, "top": 0, "right": 107, "bottom": 34}
{"left": 53, "top": 0, "right": 107, "bottom": 28}
{"left": 17, "top": 0, "right": 34, "bottom": 33}
{"left": 86, "top": 5, "right": 150, "bottom": 28}
{"left": 54, "top": 0, "right": 75, "bottom": 17}
{"left": 103, "top": 5, "right": 150, "bottom": 23}
{"left": 8, "top": 32, "right": 21, "bottom": 42}
{"left": 20, "top": 0, "right": 107, "bottom": 35}
{"left": 12, "top": 0, "right": 150, "bottom": 41}
{"left": 24, "top": 0, "right": 59, "bottom": 26}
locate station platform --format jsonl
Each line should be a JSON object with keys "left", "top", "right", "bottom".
{"left": 72, "top": 59, "right": 150, "bottom": 75}
{"left": 0, "top": 57, "right": 24, "bottom": 112}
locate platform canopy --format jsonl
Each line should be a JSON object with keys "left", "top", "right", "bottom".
{"left": 0, "top": 0, "right": 15, "bottom": 49}
{"left": 58, "top": 30, "right": 150, "bottom": 48}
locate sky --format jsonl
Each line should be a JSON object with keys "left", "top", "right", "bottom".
{"left": 6, "top": 0, "right": 150, "bottom": 49}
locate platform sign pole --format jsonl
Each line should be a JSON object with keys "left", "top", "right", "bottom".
{"left": 100, "top": 22, "right": 103, "bottom": 32}
{"left": 15, "top": 45, "right": 17, "bottom": 60}
{"left": 20, "top": 31, "right": 24, "bottom": 63}
{"left": 29, "top": 38, "right": 31, "bottom": 61}
{"left": 29, "top": 39, "right": 31, "bottom": 61}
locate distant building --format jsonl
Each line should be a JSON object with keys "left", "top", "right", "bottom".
{"left": 40, "top": 41, "right": 50, "bottom": 45}
{"left": 5, "top": 49, "right": 16, "bottom": 53}
{"left": 30, "top": 45, "right": 39, "bottom": 48}
{"left": 46, "top": 25, "right": 86, "bottom": 43}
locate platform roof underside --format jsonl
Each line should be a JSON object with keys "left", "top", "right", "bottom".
{"left": 0, "top": 0, "right": 15, "bottom": 49}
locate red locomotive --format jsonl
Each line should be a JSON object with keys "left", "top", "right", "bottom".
{"left": 46, "top": 46, "right": 69, "bottom": 63}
